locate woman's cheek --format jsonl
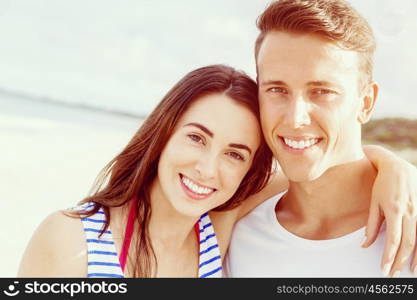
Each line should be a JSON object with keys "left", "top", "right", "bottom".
{"left": 223, "top": 163, "right": 248, "bottom": 194}
{"left": 172, "top": 138, "right": 199, "bottom": 158}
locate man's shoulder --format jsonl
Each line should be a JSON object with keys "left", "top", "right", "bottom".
{"left": 247, "top": 191, "right": 285, "bottom": 214}
{"left": 238, "top": 191, "right": 286, "bottom": 223}
{"left": 237, "top": 172, "right": 288, "bottom": 219}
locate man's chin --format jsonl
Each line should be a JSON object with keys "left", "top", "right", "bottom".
{"left": 281, "top": 166, "right": 324, "bottom": 183}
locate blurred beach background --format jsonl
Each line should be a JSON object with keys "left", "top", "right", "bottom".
{"left": 1, "top": 0, "right": 416, "bottom": 276}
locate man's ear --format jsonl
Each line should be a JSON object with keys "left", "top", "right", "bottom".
{"left": 358, "top": 81, "right": 379, "bottom": 124}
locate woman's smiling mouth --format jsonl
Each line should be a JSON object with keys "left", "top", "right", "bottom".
{"left": 179, "top": 174, "right": 216, "bottom": 200}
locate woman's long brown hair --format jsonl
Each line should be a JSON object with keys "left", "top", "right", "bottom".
{"left": 73, "top": 64, "right": 273, "bottom": 277}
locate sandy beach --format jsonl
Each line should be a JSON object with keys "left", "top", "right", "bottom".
{"left": 0, "top": 94, "right": 142, "bottom": 276}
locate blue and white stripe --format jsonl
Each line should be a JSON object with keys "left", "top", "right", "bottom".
{"left": 197, "top": 212, "right": 222, "bottom": 278}
{"left": 72, "top": 203, "right": 222, "bottom": 278}
{"left": 72, "top": 203, "right": 124, "bottom": 278}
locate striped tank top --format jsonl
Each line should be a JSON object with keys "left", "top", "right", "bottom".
{"left": 73, "top": 202, "right": 222, "bottom": 278}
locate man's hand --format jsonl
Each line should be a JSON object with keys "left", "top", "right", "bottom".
{"left": 363, "top": 145, "right": 417, "bottom": 277}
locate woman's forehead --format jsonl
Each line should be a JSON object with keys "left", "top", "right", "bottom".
{"left": 177, "top": 94, "right": 261, "bottom": 147}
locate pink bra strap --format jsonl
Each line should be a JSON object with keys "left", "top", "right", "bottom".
{"left": 194, "top": 222, "right": 200, "bottom": 240}
{"left": 119, "top": 199, "right": 137, "bottom": 272}
{"left": 119, "top": 198, "right": 201, "bottom": 272}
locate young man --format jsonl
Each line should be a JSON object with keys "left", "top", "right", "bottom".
{"left": 225, "top": 0, "right": 416, "bottom": 277}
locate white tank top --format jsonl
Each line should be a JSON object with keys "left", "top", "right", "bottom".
{"left": 224, "top": 192, "right": 413, "bottom": 277}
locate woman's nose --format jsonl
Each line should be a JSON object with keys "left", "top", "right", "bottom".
{"left": 194, "top": 153, "right": 218, "bottom": 180}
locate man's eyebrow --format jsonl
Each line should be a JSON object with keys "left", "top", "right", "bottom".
{"left": 260, "top": 80, "right": 287, "bottom": 86}
{"left": 184, "top": 123, "right": 213, "bottom": 137}
{"left": 307, "top": 81, "right": 333, "bottom": 87}
{"left": 307, "top": 81, "right": 343, "bottom": 90}
{"left": 229, "top": 143, "right": 252, "bottom": 155}
{"left": 261, "top": 80, "right": 342, "bottom": 90}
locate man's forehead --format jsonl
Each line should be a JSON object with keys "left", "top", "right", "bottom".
{"left": 256, "top": 31, "right": 360, "bottom": 84}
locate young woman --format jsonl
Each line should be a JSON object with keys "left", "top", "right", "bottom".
{"left": 18, "top": 65, "right": 417, "bottom": 277}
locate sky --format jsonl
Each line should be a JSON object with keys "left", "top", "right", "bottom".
{"left": 0, "top": 0, "right": 416, "bottom": 118}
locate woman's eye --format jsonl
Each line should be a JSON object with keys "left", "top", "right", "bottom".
{"left": 187, "top": 134, "right": 204, "bottom": 144}
{"left": 227, "top": 152, "right": 245, "bottom": 162}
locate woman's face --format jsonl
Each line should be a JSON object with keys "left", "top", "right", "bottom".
{"left": 154, "top": 93, "right": 261, "bottom": 217}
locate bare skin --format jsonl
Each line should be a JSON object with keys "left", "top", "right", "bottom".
{"left": 276, "top": 158, "right": 377, "bottom": 240}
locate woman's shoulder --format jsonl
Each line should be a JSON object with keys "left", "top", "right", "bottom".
{"left": 18, "top": 209, "right": 88, "bottom": 277}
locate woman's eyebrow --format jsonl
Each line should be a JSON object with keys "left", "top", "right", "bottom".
{"left": 184, "top": 123, "right": 213, "bottom": 137}
{"left": 229, "top": 143, "right": 252, "bottom": 155}
{"left": 184, "top": 122, "right": 252, "bottom": 155}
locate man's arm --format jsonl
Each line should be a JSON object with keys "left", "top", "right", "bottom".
{"left": 209, "top": 168, "right": 288, "bottom": 259}
{"left": 363, "top": 144, "right": 417, "bottom": 277}
{"left": 237, "top": 168, "right": 289, "bottom": 220}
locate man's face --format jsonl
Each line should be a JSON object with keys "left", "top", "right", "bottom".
{"left": 257, "top": 31, "right": 369, "bottom": 182}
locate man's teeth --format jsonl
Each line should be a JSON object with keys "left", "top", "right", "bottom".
{"left": 182, "top": 176, "right": 214, "bottom": 195}
{"left": 283, "top": 137, "right": 319, "bottom": 149}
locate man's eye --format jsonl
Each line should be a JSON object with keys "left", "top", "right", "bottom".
{"left": 187, "top": 134, "right": 204, "bottom": 144}
{"left": 268, "top": 87, "right": 288, "bottom": 94}
{"left": 313, "top": 89, "right": 334, "bottom": 95}
{"left": 227, "top": 152, "right": 245, "bottom": 162}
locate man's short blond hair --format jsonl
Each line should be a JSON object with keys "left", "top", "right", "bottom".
{"left": 255, "top": 0, "right": 376, "bottom": 90}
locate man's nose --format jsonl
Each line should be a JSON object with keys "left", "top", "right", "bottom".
{"left": 284, "top": 96, "right": 311, "bottom": 129}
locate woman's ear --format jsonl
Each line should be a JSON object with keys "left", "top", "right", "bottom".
{"left": 358, "top": 81, "right": 379, "bottom": 124}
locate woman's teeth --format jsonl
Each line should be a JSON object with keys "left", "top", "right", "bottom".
{"left": 283, "top": 137, "right": 319, "bottom": 150}
{"left": 181, "top": 176, "right": 214, "bottom": 195}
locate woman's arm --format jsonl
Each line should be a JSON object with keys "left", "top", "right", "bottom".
{"left": 363, "top": 145, "right": 417, "bottom": 277}
{"left": 18, "top": 211, "right": 87, "bottom": 277}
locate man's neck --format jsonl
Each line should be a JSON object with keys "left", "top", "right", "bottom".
{"left": 276, "top": 157, "right": 377, "bottom": 240}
